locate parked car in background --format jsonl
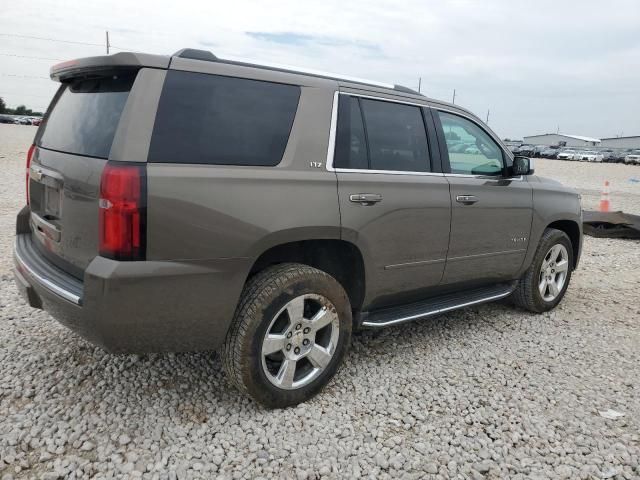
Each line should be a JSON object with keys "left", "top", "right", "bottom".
{"left": 32, "top": 118, "right": 42, "bottom": 126}
{"left": 540, "top": 147, "right": 560, "bottom": 158}
{"left": 625, "top": 152, "right": 640, "bottom": 165}
{"left": 518, "top": 145, "right": 536, "bottom": 156}
{"left": 0, "top": 114, "right": 15, "bottom": 124}
{"left": 578, "top": 151, "right": 604, "bottom": 162}
{"left": 600, "top": 150, "right": 615, "bottom": 162}
{"left": 608, "top": 151, "right": 628, "bottom": 163}
{"left": 531, "top": 145, "right": 547, "bottom": 157}
{"left": 557, "top": 150, "right": 579, "bottom": 160}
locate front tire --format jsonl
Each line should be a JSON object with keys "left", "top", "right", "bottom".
{"left": 221, "top": 263, "right": 352, "bottom": 408}
{"left": 512, "top": 229, "right": 574, "bottom": 313}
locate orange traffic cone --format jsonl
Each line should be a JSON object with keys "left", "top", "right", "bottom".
{"left": 599, "top": 180, "right": 611, "bottom": 212}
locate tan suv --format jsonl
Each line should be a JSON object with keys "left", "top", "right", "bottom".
{"left": 14, "top": 49, "right": 582, "bottom": 407}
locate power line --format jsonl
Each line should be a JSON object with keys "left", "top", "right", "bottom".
{"left": 0, "top": 73, "right": 49, "bottom": 79}
{"left": 0, "top": 32, "right": 105, "bottom": 47}
{"left": 0, "top": 33, "right": 137, "bottom": 53}
{"left": 0, "top": 52, "right": 65, "bottom": 61}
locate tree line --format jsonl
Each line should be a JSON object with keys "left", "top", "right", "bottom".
{"left": 0, "top": 97, "right": 43, "bottom": 117}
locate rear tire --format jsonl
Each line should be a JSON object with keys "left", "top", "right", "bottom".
{"left": 512, "top": 229, "right": 574, "bottom": 313}
{"left": 221, "top": 263, "right": 352, "bottom": 408}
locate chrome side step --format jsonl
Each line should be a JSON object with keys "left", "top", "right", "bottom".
{"left": 361, "top": 282, "right": 516, "bottom": 328}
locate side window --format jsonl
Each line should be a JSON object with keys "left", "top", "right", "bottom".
{"left": 334, "top": 96, "right": 368, "bottom": 170}
{"left": 148, "top": 71, "right": 300, "bottom": 166}
{"left": 360, "top": 99, "right": 429, "bottom": 172}
{"left": 437, "top": 111, "right": 504, "bottom": 175}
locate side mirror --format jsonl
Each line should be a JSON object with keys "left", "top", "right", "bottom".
{"left": 511, "top": 156, "right": 534, "bottom": 176}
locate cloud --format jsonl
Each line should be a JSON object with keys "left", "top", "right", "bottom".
{"left": 0, "top": 0, "right": 638, "bottom": 138}
{"left": 245, "top": 31, "right": 381, "bottom": 52}
{"left": 246, "top": 31, "right": 315, "bottom": 46}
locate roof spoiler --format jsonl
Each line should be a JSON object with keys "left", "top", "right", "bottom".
{"left": 50, "top": 52, "right": 170, "bottom": 81}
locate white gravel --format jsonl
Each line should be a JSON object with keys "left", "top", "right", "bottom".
{"left": 1, "top": 124, "right": 639, "bottom": 479}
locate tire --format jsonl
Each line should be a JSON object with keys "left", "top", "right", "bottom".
{"left": 221, "top": 263, "right": 352, "bottom": 408}
{"left": 512, "top": 229, "right": 574, "bottom": 313}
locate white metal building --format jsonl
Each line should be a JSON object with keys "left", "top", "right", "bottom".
{"left": 600, "top": 136, "right": 640, "bottom": 149}
{"left": 522, "top": 133, "right": 601, "bottom": 147}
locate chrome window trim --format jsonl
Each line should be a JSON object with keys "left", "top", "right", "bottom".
{"left": 325, "top": 91, "right": 339, "bottom": 172}
{"left": 339, "top": 91, "right": 430, "bottom": 108}
{"left": 334, "top": 168, "right": 444, "bottom": 177}
{"left": 445, "top": 173, "right": 524, "bottom": 181}
{"left": 326, "top": 91, "right": 434, "bottom": 175}
{"left": 325, "top": 91, "right": 521, "bottom": 180}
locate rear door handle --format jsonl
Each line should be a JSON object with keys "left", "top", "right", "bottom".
{"left": 456, "top": 195, "right": 478, "bottom": 205}
{"left": 349, "top": 193, "right": 383, "bottom": 205}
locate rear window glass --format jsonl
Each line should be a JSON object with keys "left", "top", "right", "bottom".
{"left": 148, "top": 71, "right": 301, "bottom": 166}
{"left": 38, "top": 73, "right": 135, "bottom": 158}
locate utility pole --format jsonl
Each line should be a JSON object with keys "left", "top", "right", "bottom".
{"left": 418, "top": 77, "right": 421, "bottom": 93}
{"left": 485, "top": 109, "right": 490, "bottom": 124}
{"left": 106, "top": 30, "right": 110, "bottom": 55}
{"left": 452, "top": 89, "right": 456, "bottom": 104}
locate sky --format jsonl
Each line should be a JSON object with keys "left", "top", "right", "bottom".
{"left": 0, "top": 0, "right": 639, "bottom": 140}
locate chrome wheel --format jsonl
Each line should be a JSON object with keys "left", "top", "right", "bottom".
{"left": 538, "top": 244, "right": 569, "bottom": 302}
{"left": 261, "top": 294, "right": 340, "bottom": 390}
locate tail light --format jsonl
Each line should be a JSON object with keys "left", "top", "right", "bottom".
{"left": 26, "top": 144, "right": 35, "bottom": 205}
{"left": 99, "top": 162, "right": 146, "bottom": 261}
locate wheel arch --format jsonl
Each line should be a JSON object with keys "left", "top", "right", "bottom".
{"left": 546, "top": 219, "right": 581, "bottom": 269}
{"left": 248, "top": 239, "right": 366, "bottom": 312}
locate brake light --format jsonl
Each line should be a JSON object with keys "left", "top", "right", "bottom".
{"left": 99, "top": 163, "right": 146, "bottom": 261}
{"left": 26, "top": 144, "right": 35, "bottom": 205}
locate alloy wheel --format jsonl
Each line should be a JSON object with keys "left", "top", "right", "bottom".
{"left": 538, "top": 244, "right": 569, "bottom": 302}
{"left": 261, "top": 294, "right": 340, "bottom": 390}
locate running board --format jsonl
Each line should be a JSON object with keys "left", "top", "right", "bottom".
{"left": 361, "top": 282, "right": 517, "bottom": 328}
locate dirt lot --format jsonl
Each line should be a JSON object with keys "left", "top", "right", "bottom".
{"left": 1, "top": 123, "right": 639, "bottom": 479}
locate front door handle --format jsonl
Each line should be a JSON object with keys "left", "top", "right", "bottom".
{"left": 456, "top": 194, "right": 478, "bottom": 205}
{"left": 349, "top": 193, "right": 383, "bottom": 205}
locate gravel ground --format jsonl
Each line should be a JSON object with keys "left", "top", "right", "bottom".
{"left": 1, "top": 123, "right": 639, "bottom": 479}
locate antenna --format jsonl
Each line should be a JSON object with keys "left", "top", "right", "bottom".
{"left": 452, "top": 89, "right": 456, "bottom": 104}
{"left": 105, "top": 30, "right": 110, "bottom": 55}
{"left": 418, "top": 77, "right": 421, "bottom": 93}
{"left": 486, "top": 109, "right": 490, "bottom": 124}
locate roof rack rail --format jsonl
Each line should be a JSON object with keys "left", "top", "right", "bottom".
{"left": 170, "top": 48, "right": 424, "bottom": 96}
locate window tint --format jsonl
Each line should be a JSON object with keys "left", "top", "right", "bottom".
{"left": 149, "top": 71, "right": 300, "bottom": 166}
{"left": 360, "top": 99, "right": 429, "bottom": 172}
{"left": 437, "top": 111, "right": 503, "bottom": 175}
{"left": 334, "top": 96, "right": 368, "bottom": 169}
{"left": 39, "top": 73, "right": 135, "bottom": 158}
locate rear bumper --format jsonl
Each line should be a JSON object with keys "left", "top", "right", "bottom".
{"left": 14, "top": 231, "right": 249, "bottom": 353}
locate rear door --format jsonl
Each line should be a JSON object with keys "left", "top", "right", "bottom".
{"left": 29, "top": 69, "right": 146, "bottom": 278}
{"left": 332, "top": 93, "right": 451, "bottom": 309}
{"left": 432, "top": 109, "right": 533, "bottom": 284}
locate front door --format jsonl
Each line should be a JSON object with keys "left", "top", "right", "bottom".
{"left": 332, "top": 93, "right": 451, "bottom": 309}
{"left": 433, "top": 109, "right": 533, "bottom": 284}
